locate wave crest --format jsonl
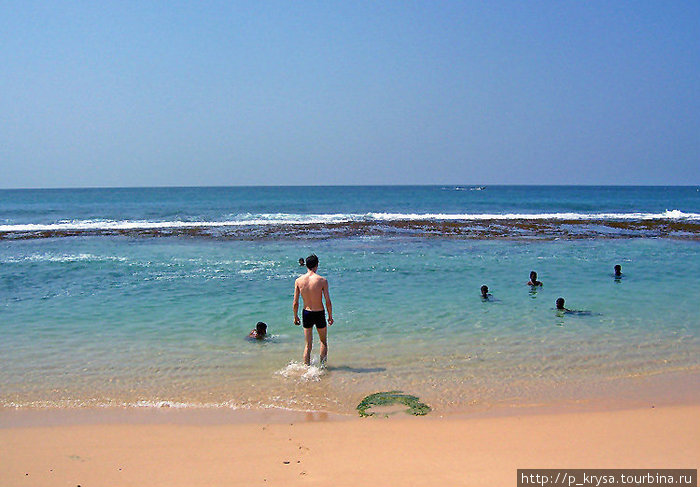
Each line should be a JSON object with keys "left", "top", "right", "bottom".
{"left": 1, "top": 209, "right": 699, "bottom": 234}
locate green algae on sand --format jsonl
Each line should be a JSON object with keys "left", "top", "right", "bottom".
{"left": 357, "top": 391, "right": 431, "bottom": 417}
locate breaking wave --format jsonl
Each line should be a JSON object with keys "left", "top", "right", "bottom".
{"left": 2, "top": 210, "right": 699, "bottom": 240}
{"left": 1, "top": 209, "right": 699, "bottom": 233}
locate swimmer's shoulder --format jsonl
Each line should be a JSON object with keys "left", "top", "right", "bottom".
{"left": 310, "top": 273, "right": 327, "bottom": 286}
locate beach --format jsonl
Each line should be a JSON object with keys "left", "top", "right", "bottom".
{"left": 2, "top": 186, "right": 699, "bottom": 484}
{"left": 1, "top": 404, "right": 698, "bottom": 486}
{"left": 4, "top": 0, "right": 700, "bottom": 482}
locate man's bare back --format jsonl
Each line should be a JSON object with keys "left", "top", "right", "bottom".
{"left": 295, "top": 272, "right": 329, "bottom": 312}
{"left": 292, "top": 254, "right": 333, "bottom": 365}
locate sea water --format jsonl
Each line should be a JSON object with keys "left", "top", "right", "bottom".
{"left": 1, "top": 186, "right": 699, "bottom": 413}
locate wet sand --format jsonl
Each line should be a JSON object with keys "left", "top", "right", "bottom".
{"left": 1, "top": 404, "right": 697, "bottom": 487}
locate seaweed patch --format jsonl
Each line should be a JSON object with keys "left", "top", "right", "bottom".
{"left": 356, "top": 391, "right": 431, "bottom": 417}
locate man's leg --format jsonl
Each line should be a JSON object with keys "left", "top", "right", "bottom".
{"left": 317, "top": 326, "right": 328, "bottom": 365}
{"left": 303, "top": 327, "right": 313, "bottom": 365}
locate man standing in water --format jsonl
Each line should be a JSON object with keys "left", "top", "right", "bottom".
{"left": 293, "top": 254, "right": 333, "bottom": 365}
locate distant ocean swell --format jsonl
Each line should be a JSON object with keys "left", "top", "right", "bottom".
{"left": 2, "top": 210, "right": 700, "bottom": 240}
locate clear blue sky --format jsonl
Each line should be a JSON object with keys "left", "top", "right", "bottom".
{"left": 1, "top": 1, "right": 698, "bottom": 188}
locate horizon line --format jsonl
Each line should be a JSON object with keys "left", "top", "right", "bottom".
{"left": 2, "top": 183, "right": 699, "bottom": 191}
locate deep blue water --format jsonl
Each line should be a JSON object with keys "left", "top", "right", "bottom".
{"left": 1, "top": 185, "right": 699, "bottom": 226}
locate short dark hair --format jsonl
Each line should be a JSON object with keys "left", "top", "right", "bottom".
{"left": 306, "top": 254, "right": 319, "bottom": 269}
{"left": 556, "top": 297, "right": 565, "bottom": 309}
{"left": 614, "top": 264, "right": 621, "bottom": 271}
{"left": 530, "top": 271, "right": 537, "bottom": 278}
{"left": 256, "top": 321, "right": 267, "bottom": 334}
{"left": 481, "top": 285, "right": 488, "bottom": 294}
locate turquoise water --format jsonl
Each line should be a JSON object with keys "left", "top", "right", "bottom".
{"left": 2, "top": 232, "right": 698, "bottom": 413}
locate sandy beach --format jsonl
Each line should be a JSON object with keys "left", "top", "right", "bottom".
{"left": 1, "top": 404, "right": 698, "bottom": 487}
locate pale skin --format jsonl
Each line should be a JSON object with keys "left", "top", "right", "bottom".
{"left": 293, "top": 266, "right": 333, "bottom": 365}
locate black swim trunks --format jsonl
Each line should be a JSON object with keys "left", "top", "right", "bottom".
{"left": 302, "top": 309, "right": 327, "bottom": 329}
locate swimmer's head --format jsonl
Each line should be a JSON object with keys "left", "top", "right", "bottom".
{"left": 306, "top": 254, "right": 319, "bottom": 270}
{"left": 556, "top": 297, "right": 565, "bottom": 310}
{"left": 480, "top": 285, "right": 489, "bottom": 297}
{"left": 299, "top": 258, "right": 305, "bottom": 266}
{"left": 530, "top": 271, "right": 538, "bottom": 281}
{"left": 256, "top": 321, "right": 267, "bottom": 336}
{"left": 614, "top": 264, "right": 622, "bottom": 276}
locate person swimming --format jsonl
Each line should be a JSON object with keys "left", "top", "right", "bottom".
{"left": 555, "top": 297, "right": 592, "bottom": 316}
{"left": 248, "top": 321, "right": 267, "bottom": 340}
{"left": 299, "top": 257, "right": 305, "bottom": 266}
{"left": 614, "top": 264, "right": 622, "bottom": 277}
{"left": 480, "top": 285, "right": 492, "bottom": 300}
{"left": 528, "top": 271, "right": 543, "bottom": 286}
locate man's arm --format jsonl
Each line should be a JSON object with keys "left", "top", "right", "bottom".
{"left": 323, "top": 279, "right": 333, "bottom": 325}
{"left": 293, "top": 280, "right": 301, "bottom": 325}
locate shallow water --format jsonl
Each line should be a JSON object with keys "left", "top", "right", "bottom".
{"left": 1, "top": 234, "right": 698, "bottom": 413}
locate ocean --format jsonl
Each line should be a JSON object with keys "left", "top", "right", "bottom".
{"left": 1, "top": 186, "right": 699, "bottom": 414}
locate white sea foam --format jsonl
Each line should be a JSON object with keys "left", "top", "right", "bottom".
{"left": 0, "top": 214, "right": 353, "bottom": 232}
{"left": 236, "top": 259, "right": 277, "bottom": 275}
{"left": 235, "top": 259, "right": 277, "bottom": 267}
{"left": 132, "top": 400, "right": 197, "bottom": 409}
{"left": 276, "top": 361, "right": 327, "bottom": 382}
{"left": 0, "top": 398, "right": 323, "bottom": 411}
{"left": 1, "top": 209, "right": 698, "bottom": 233}
{"left": 2, "top": 253, "right": 128, "bottom": 263}
{"left": 367, "top": 210, "right": 700, "bottom": 221}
